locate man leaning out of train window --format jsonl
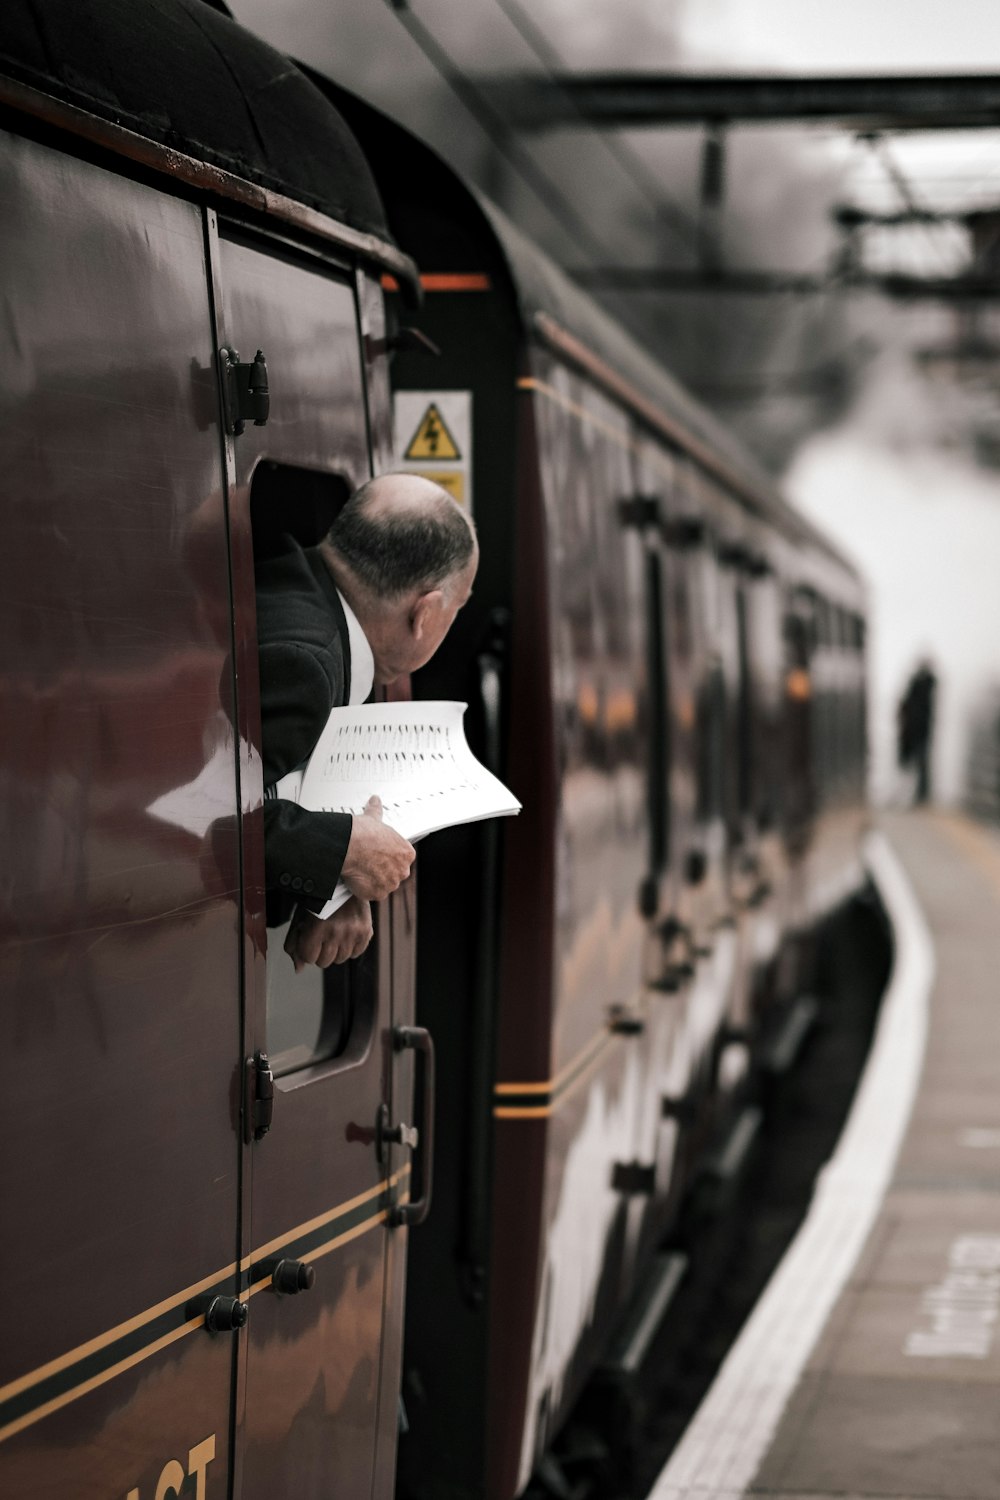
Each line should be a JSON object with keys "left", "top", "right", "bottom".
{"left": 257, "top": 474, "right": 478, "bottom": 969}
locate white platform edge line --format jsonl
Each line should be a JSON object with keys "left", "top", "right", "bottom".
{"left": 646, "top": 829, "right": 934, "bottom": 1500}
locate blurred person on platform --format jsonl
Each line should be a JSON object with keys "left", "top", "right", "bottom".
{"left": 897, "top": 660, "right": 937, "bottom": 806}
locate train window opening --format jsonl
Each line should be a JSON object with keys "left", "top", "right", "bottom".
{"left": 267, "top": 936, "right": 377, "bottom": 1080}
{"left": 249, "top": 461, "right": 372, "bottom": 1078}
{"left": 250, "top": 461, "right": 352, "bottom": 559}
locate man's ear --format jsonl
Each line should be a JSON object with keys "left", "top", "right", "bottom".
{"left": 410, "top": 589, "right": 443, "bottom": 641}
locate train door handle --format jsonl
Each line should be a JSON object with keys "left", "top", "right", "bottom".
{"left": 268, "top": 1258, "right": 316, "bottom": 1296}
{"left": 390, "top": 1025, "right": 436, "bottom": 1228}
{"left": 188, "top": 1293, "right": 248, "bottom": 1334}
{"left": 382, "top": 1118, "right": 420, "bottom": 1151}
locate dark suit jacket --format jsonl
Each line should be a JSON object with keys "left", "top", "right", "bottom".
{"left": 256, "top": 538, "right": 354, "bottom": 925}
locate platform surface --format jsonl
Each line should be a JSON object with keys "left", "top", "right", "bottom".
{"left": 653, "top": 810, "right": 1000, "bottom": 1500}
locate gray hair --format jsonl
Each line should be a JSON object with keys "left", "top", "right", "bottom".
{"left": 327, "top": 476, "right": 476, "bottom": 600}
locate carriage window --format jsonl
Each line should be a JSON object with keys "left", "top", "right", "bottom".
{"left": 250, "top": 461, "right": 373, "bottom": 1078}
{"left": 735, "top": 587, "right": 752, "bottom": 819}
{"left": 644, "top": 547, "right": 670, "bottom": 874}
{"left": 851, "top": 612, "right": 866, "bottom": 651}
{"left": 266, "top": 941, "right": 377, "bottom": 1079}
{"left": 697, "top": 663, "right": 727, "bottom": 824}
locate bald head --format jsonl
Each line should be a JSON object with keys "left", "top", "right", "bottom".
{"left": 325, "top": 473, "right": 476, "bottom": 604}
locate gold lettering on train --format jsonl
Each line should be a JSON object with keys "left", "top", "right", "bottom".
{"left": 123, "top": 1433, "right": 216, "bottom": 1500}
{"left": 187, "top": 1436, "right": 217, "bottom": 1500}
{"left": 153, "top": 1461, "right": 185, "bottom": 1500}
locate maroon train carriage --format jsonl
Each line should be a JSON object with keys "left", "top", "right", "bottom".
{"left": 0, "top": 3, "right": 430, "bottom": 1497}
{"left": 323, "top": 90, "right": 870, "bottom": 1500}
{"left": 0, "top": 1, "right": 870, "bottom": 1496}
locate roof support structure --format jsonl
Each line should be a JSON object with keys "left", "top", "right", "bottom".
{"left": 497, "top": 73, "right": 1000, "bottom": 131}
{"left": 569, "top": 267, "right": 1000, "bottom": 299}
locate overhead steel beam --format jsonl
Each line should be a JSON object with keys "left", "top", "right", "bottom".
{"left": 571, "top": 268, "right": 832, "bottom": 293}
{"left": 569, "top": 267, "right": 1000, "bottom": 299}
{"left": 495, "top": 73, "right": 1000, "bottom": 131}
{"left": 835, "top": 205, "right": 961, "bottom": 226}
{"left": 834, "top": 202, "right": 1000, "bottom": 226}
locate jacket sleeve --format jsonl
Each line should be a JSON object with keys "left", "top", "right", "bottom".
{"left": 258, "top": 635, "right": 352, "bottom": 913}
{"left": 262, "top": 799, "right": 353, "bottom": 911}
{"left": 258, "top": 638, "right": 343, "bottom": 786}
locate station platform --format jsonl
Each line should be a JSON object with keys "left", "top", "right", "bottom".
{"left": 649, "top": 810, "right": 1000, "bottom": 1500}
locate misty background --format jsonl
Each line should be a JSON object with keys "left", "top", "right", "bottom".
{"left": 232, "top": 0, "right": 1000, "bottom": 804}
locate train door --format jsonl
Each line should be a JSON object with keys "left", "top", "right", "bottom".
{"left": 671, "top": 503, "right": 744, "bottom": 1116}
{"left": 0, "top": 138, "right": 242, "bottom": 1497}
{"left": 740, "top": 558, "right": 787, "bottom": 986}
{"left": 207, "top": 224, "right": 416, "bottom": 1500}
{"left": 617, "top": 475, "right": 692, "bottom": 1253}
{"left": 626, "top": 450, "right": 702, "bottom": 953}
{"left": 660, "top": 521, "right": 702, "bottom": 932}
{"left": 719, "top": 552, "right": 767, "bottom": 1076}
{"left": 691, "top": 527, "right": 730, "bottom": 942}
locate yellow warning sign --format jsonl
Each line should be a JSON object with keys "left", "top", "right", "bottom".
{"left": 417, "top": 471, "right": 466, "bottom": 505}
{"left": 403, "top": 402, "right": 462, "bottom": 461}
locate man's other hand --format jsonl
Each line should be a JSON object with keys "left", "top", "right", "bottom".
{"left": 342, "top": 795, "right": 415, "bottom": 901}
{"left": 284, "top": 897, "right": 374, "bottom": 971}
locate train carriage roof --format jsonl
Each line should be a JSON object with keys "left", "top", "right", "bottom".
{"left": 0, "top": 0, "right": 391, "bottom": 244}
{"left": 475, "top": 201, "right": 864, "bottom": 585}
{"left": 314, "top": 76, "right": 863, "bottom": 589}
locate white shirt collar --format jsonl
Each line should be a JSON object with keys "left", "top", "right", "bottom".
{"left": 337, "top": 589, "right": 375, "bottom": 705}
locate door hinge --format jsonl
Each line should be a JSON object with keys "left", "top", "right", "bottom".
{"left": 220, "top": 346, "right": 269, "bottom": 435}
{"left": 244, "top": 1050, "right": 274, "bottom": 1143}
{"left": 618, "top": 494, "right": 661, "bottom": 531}
{"left": 612, "top": 1160, "right": 656, "bottom": 1195}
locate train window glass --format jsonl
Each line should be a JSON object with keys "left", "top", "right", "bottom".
{"left": 783, "top": 609, "right": 814, "bottom": 828}
{"left": 735, "top": 587, "right": 752, "bottom": 818}
{"left": 250, "top": 461, "right": 368, "bottom": 1077}
{"left": 266, "top": 934, "right": 376, "bottom": 1078}
{"left": 815, "top": 596, "right": 831, "bottom": 647}
{"left": 644, "top": 546, "right": 670, "bottom": 872}
{"left": 694, "top": 548, "right": 725, "bottom": 825}
{"left": 747, "top": 581, "right": 781, "bottom": 829}
{"left": 696, "top": 663, "right": 727, "bottom": 823}
{"left": 852, "top": 612, "right": 866, "bottom": 651}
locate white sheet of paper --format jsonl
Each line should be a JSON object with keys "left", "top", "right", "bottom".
{"left": 297, "top": 700, "right": 520, "bottom": 915}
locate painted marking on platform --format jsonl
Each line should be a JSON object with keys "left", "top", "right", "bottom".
{"left": 960, "top": 1127, "right": 1000, "bottom": 1149}
{"left": 905, "top": 1234, "right": 1000, "bottom": 1359}
{"left": 646, "top": 829, "right": 934, "bottom": 1500}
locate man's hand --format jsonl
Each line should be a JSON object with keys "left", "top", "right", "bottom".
{"left": 284, "top": 897, "right": 374, "bottom": 971}
{"left": 341, "top": 795, "right": 415, "bottom": 901}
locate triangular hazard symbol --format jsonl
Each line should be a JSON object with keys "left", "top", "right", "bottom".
{"left": 403, "top": 403, "right": 461, "bottom": 461}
